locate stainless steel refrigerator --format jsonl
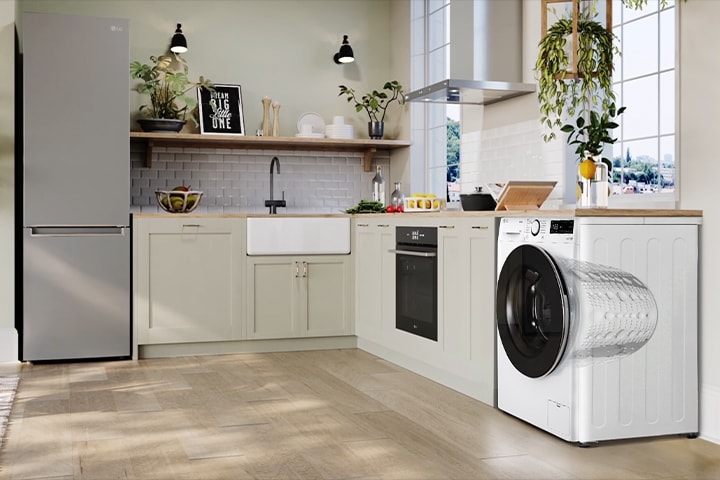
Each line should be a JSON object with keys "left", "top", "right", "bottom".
{"left": 21, "top": 12, "right": 131, "bottom": 361}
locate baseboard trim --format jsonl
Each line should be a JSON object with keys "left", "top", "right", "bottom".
{"left": 700, "top": 384, "right": 720, "bottom": 445}
{"left": 138, "top": 336, "right": 357, "bottom": 359}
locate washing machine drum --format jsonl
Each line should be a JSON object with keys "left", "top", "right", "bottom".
{"left": 496, "top": 245, "right": 658, "bottom": 378}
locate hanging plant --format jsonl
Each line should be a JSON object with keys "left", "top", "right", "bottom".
{"left": 535, "top": 15, "right": 619, "bottom": 142}
{"left": 622, "top": 0, "right": 671, "bottom": 9}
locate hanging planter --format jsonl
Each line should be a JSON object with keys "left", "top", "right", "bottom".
{"left": 535, "top": 3, "right": 618, "bottom": 142}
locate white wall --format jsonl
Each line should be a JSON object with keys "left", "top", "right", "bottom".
{"left": 678, "top": 0, "right": 720, "bottom": 444}
{"left": 0, "top": 1, "right": 18, "bottom": 363}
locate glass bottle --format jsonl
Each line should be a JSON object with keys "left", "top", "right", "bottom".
{"left": 390, "top": 182, "right": 405, "bottom": 208}
{"left": 372, "top": 165, "right": 385, "bottom": 205}
{"left": 592, "top": 158, "right": 609, "bottom": 208}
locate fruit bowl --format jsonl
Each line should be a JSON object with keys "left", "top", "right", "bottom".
{"left": 155, "top": 190, "right": 204, "bottom": 213}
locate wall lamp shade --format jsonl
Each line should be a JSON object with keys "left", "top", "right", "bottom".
{"left": 170, "top": 23, "right": 188, "bottom": 53}
{"left": 333, "top": 35, "right": 354, "bottom": 64}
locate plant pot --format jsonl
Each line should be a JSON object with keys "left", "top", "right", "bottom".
{"left": 368, "top": 121, "right": 384, "bottom": 140}
{"left": 137, "top": 118, "right": 186, "bottom": 133}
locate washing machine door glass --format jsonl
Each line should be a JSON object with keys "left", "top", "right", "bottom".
{"left": 496, "top": 245, "right": 569, "bottom": 378}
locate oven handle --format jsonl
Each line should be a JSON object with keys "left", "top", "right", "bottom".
{"left": 389, "top": 249, "right": 437, "bottom": 258}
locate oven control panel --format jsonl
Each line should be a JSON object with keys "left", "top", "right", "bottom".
{"left": 396, "top": 226, "right": 438, "bottom": 247}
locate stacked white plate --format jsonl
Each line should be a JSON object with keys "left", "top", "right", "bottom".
{"left": 325, "top": 124, "right": 354, "bottom": 139}
{"left": 296, "top": 112, "right": 326, "bottom": 137}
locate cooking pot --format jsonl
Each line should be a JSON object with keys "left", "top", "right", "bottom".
{"left": 460, "top": 187, "right": 496, "bottom": 211}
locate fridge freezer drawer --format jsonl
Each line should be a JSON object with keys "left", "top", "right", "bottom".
{"left": 22, "top": 227, "right": 131, "bottom": 361}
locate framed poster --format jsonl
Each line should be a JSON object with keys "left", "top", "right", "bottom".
{"left": 198, "top": 84, "right": 245, "bottom": 135}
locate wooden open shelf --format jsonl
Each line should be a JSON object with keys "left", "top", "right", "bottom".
{"left": 130, "top": 132, "right": 411, "bottom": 171}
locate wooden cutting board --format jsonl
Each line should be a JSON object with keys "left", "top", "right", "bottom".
{"left": 494, "top": 181, "right": 557, "bottom": 211}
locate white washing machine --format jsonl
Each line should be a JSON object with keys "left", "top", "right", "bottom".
{"left": 496, "top": 216, "right": 699, "bottom": 445}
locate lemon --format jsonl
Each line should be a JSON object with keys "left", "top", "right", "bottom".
{"left": 578, "top": 159, "right": 597, "bottom": 180}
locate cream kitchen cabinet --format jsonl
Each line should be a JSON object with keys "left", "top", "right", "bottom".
{"left": 437, "top": 218, "right": 496, "bottom": 361}
{"left": 437, "top": 217, "right": 496, "bottom": 405}
{"left": 353, "top": 217, "right": 396, "bottom": 344}
{"left": 245, "top": 255, "right": 352, "bottom": 339}
{"left": 134, "top": 217, "right": 245, "bottom": 345}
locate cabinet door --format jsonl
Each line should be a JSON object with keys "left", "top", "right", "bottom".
{"left": 354, "top": 220, "right": 395, "bottom": 343}
{"left": 246, "top": 257, "right": 298, "bottom": 339}
{"left": 439, "top": 219, "right": 495, "bottom": 364}
{"left": 135, "top": 218, "right": 243, "bottom": 345}
{"left": 438, "top": 222, "right": 472, "bottom": 359}
{"left": 302, "top": 256, "right": 352, "bottom": 337}
{"left": 467, "top": 221, "right": 496, "bottom": 370}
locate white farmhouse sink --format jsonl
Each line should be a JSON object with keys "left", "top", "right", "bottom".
{"left": 246, "top": 217, "right": 350, "bottom": 255}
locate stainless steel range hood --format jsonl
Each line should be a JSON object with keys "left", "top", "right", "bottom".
{"left": 405, "top": 79, "right": 534, "bottom": 105}
{"left": 404, "top": 0, "right": 535, "bottom": 106}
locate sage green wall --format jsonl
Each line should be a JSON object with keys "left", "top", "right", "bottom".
{"left": 18, "top": 0, "right": 398, "bottom": 138}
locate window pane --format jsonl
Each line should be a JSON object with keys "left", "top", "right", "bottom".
{"left": 659, "top": 8, "right": 675, "bottom": 70}
{"left": 622, "top": 16, "right": 658, "bottom": 79}
{"left": 428, "top": 166, "right": 446, "bottom": 198}
{"left": 428, "top": 0, "right": 447, "bottom": 15}
{"left": 623, "top": 76, "right": 658, "bottom": 139}
{"left": 659, "top": 71, "right": 674, "bottom": 135}
{"left": 428, "top": 125, "right": 446, "bottom": 168}
{"left": 428, "top": 7, "right": 447, "bottom": 52}
{"left": 411, "top": 17, "right": 425, "bottom": 57}
{"left": 659, "top": 135, "right": 675, "bottom": 191}
{"left": 615, "top": 138, "right": 658, "bottom": 193}
{"left": 428, "top": 47, "right": 447, "bottom": 84}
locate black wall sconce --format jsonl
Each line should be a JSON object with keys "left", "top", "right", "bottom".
{"left": 333, "top": 35, "right": 354, "bottom": 64}
{"left": 170, "top": 23, "right": 188, "bottom": 53}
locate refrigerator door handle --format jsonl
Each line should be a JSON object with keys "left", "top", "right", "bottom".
{"left": 29, "top": 226, "right": 127, "bottom": 237}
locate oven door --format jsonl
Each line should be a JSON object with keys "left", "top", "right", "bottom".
{"left": 394, "top": 246, "right": 438, "bottom": 341}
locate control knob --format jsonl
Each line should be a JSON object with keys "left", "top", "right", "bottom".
{"left": 530, "top": 219, "right": 541, "bottom": 236}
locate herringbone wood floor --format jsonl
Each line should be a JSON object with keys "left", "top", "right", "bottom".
{"left": 1, "top": 348, "right": 719, "bottom": 479}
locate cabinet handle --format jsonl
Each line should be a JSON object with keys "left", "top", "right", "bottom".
{"left": 302, "top": 261, "right": 308, "bottom": 278}
{"left": 378, "top": 224, "right": 390, "bottom": 228}
{"left": 295, "top": 262, "right": 300, "bottom": 278}
{"left": 438, "top": 225, "right": 455, "bottom": 229}
{"left": 182, "top": 224, "right": 201, "bottom": 228}
{"left": 472, "top": 225, "right": 489, "bottom": 230}
{"left": 356, "top": 223, "right": 369, "bottom": 227}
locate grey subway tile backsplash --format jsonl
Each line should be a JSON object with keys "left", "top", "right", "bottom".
{"left": 131, "top": 147, "right": 390, "bottom": 214}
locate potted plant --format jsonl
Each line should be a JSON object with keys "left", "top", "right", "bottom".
{"left": 338, "top": 80, "right": 405, "bottom": 139}
{"left": 561, "top": 102, "right": 625, "bottom": 207}
{"left": 130, "top": 53, "right": 213, "bottom": 132}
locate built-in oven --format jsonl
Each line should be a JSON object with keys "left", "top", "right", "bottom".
{"left": 392, "top": 226, "right": 438, "bottom": 341}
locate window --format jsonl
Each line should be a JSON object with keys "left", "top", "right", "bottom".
{"left": 611, "top": 0, "right": 676, "bottom": 200}
{"left": 410, "top": 0, "right": 460, "bottom": 203}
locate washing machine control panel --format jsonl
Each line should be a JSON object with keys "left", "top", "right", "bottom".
{"left": 499, "top": 218, "right": 574, "bottom": 243}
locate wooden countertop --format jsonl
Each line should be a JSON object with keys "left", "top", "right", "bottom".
{"left": 133, "top": 208, "right": 703, "bottom": 219}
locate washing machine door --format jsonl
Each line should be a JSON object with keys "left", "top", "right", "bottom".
{"left": 496, "top": 244, "right": 569, "bottom": 378}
